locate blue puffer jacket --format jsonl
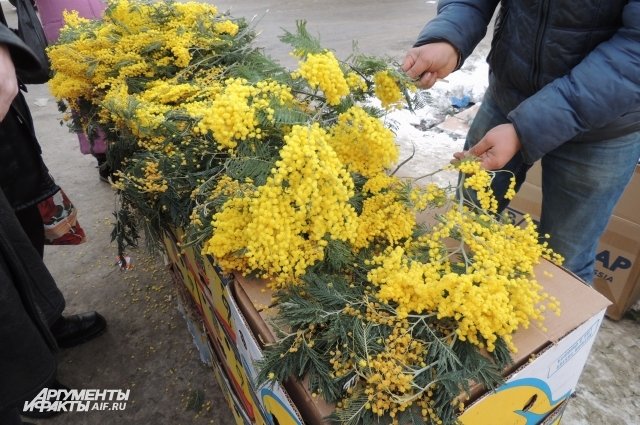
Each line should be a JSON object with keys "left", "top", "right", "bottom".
{"left": 415, "top": 0, "right": 640, "bottom": 163}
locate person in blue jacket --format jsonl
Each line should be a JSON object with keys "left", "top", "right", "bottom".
{"left": 403, "top": 0, "right": 640, "bottom": 284}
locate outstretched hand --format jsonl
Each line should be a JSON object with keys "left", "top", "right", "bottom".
{"left": 0, "top": 44, "right": 18, "bottom": 121}
{"left": 401, "top": 42, "right": 459, "bottom": 89}
{"left": 453, "top": 124, "right": 522, "bottom": 170}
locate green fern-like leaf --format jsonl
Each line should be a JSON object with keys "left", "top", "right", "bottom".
{"left": 279, "top": 20, "right": 324, "bottom": 56}
{"left": 330, "top": 394, "right": 370, "bottom": 425}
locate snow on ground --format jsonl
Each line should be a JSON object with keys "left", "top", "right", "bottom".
{"left": 386, "top": 56, "right": 640, "bottom": 425}
{"left": 385, "top": 55, "right": 489, "bottom": 188}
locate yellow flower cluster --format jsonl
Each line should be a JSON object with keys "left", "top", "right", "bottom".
{"left": 189, "top": 175, "right": 254, "bottom": 228}
{"left": 505, "top": 174, "right": 517, "bottom": 200}
{"left": 205, "top": 175, "right": 243, "bottom": 201}
{"left": 368, "top": 207, "right": 562, "bottom": 352}
{"left": 197, "top": 78, "right": 260, "bottom": 150}
{"left": 214, "top": 20, "right": 240, "bottom": 36}
{"left": 49, "top": 0, "right": 241, "bottom": 117}
{"left": 362, "top": 173, "right": 397, "bottom": 194}
{"left": 456, "top": 159, "right": 498, "bottom": 212}
{"left": 140, "top": 81, "right": 201, "bottom": 106}
{"left": 141, "top": 161, "right": 168, "bottom": 194}
{"left": 345, "top": 71, "right": 367, "bottom": 92}
{"left": 196, "top": 78, "right": 294, "bottom": 150}
{"left": 354, "top": 176, "right": 446, "bottom": 249}
{"left": 408, "top": 183, "right": 447, "bottom": 211}
{"left": 333, "top": 304, "right": 444, "bottom": 424}
{"left": 354, "top": 191, "right": 416, "bottom": 249}
{"left": 295, "top": 51, "right": 350, "bottom": 105}
{"left": 203, "top": 124, "right": 358, "bottom": 287}
{"left": 117, "top": 160, "right": 168, "bottom": 198}
{"left": 329, "top": 106, "right": 398, "bottom": 178}
{"left": 172, "top": 2, "right": 218, "bottom": 25}
{"left": 47, "top": 35, "right": 106, "bottom": 102}
{"left": 374, "top": 71, "right": 404, "bottom": 110}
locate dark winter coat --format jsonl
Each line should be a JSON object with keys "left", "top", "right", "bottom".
{"left": 0, "top": 189, "right": 58, "bottom": 410}
{"left": 0, "top": 11, "right": 62, "bottom": 411}
{"left": 415, "top": 0, "right": 640, "bottom": 163}
{"left": 0, "top": 6, "right": 58, "bottom": 211}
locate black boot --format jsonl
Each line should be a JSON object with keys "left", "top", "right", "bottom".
{"left": 21, "top": 379, "right": 70, "bottom": 419}
{"left": 50, "top": 311, "right": 107, "bottom": 348}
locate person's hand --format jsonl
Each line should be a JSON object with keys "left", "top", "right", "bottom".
{"left": 0, "top": 44, "right": 18, "bottom": 121}
{"left": 401, "top": 42, "right": 459, "bottom": 89}
{"left": 453, "top": 124, "right": 522, "bottom": 170}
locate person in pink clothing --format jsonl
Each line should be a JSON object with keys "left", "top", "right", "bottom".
{"left": 36, "top": 0, "right": 111, "bottom": 181}
{"left": 36, "top": 0, "right": 105, "bottom": 42}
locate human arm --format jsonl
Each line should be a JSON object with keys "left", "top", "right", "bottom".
{"left": 453, "top": 124, "right": 521, "bottom": 170}
{"left": 402, "top": 0, "right": 500, "bottom": 88}
{"left": 0, "top": 44, "right": 18, "bottom": 120}
{"left": 0, "top": 13, "right": 48, "bottom": 119}
{"left": 508, "top": 0, "right": 640, "bottom": 164}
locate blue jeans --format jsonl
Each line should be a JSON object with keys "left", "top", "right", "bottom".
{"left": 466, "top": 91, "right": 640, "bottom": 283}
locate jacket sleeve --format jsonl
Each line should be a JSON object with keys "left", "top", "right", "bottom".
{"left": 0, "top": 21, "right": 44, "bottom": 73}
{"left": 414, "top": 0, "right": 501, "bottom": 67}
{"left": 508, "top": 0, "right": 640, "bottom": 163}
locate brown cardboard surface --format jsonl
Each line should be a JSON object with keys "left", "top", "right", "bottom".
{"left": 509, "top": 180, "right": 640, "bottom": 320}
{"left": 233, "top": 259, "right": 609, "bottom": 424}
{"left": 526, "top": 161, "right": 542, "bottom": 187}
{"left": 232, "top": 274, "right": 277, "bottom": 346}
{"left": 610, "top": 165, "right": 640, "bottom": 224}
{"left": 524, "top": 163, "right": 639, "bottom": 224}
{"left": 454, "top": 103, "right": 481, "bottom": 123}
{"left": 507, "top": 181, "right": 542, "bottom": 219}
{"left": 510, "top": 261, "right": 610, "bottom": 365}
{"left": 436, "top": 104, "right": 480, "bottom": 137}
{"left": 592, "top": 215, "right": 640, "bottom": 320}
{"left": 282, "top": 377, "right": 334, "bottom": 425}
{"left": 437, "top": 115, "right": 473, "bottom": 137}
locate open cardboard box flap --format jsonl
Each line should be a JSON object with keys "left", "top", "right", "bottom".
{"left": 233, "top": 261, "right": 610, "bottom": 356}
{"left": 232, "top": 274, "right": 278, "bottom": 345}
{"left": 232, "top": 259, "right": 610, "bottom": 424}
{"left": 510, "top": 260, "right": 610, "bottom": 364}
{"left": 232, "top": 275, "right": 335, "bottom": 423}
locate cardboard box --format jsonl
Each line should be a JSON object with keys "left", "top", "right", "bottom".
{"left": 458, "top": 261, "right": 607, "bottom": 424}
{"left": 611, "top": 165, "right": 640, "bottom": 224}
{"left": 509, "top": 163, "right": 640, "bottom": 320}
{"left": 592, "top": 216, "right": 640, "bottom": 319}
{"left": 234, "top": 260, "right": 609, "bottom": 425}
{"left": 524, "top": 162, "right": 640, "bottom": 223}
{"left": 162, "top": 230, "right": 305, "bottom": 425}
{"left": 163, "top": 227, "right": 609, "bottom": 425}
{"left": 232, "top": 275, "right": 334, "bottom": 425}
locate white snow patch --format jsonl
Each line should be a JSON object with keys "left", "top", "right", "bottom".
{"left": 383, "top": 54, "right": 489, "bottom": 187}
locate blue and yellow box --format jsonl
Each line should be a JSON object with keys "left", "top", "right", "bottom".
{"left": 163, "top": 229, "right": 610, "bottom": 425}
